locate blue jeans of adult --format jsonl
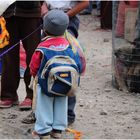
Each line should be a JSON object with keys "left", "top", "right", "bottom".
{"left": 67, "top": 15, "right": 80, "bottom": 123}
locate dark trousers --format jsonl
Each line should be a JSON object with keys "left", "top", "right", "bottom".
{"left": 1, "top": 16, "right": 41, "bottom": 100}
{"left": 101, "top": 1, "right": 112, "bottom": 29}
{"left": 67, "top": 16, "right": 80, "bottom": 121}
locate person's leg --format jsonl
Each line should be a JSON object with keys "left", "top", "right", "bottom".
{"left": 96, "top": 0, "right": 101, "bottom": 11}
{"left": 34, "top": 85, "right": 53, "bottom": 135}
{"left": 21, "top": 76, "right": 38, "bottom": 123}
{"left": 52, "top": 96, "right": 68, "bottom": 138}
{"left": 68, "top": 96, "right": 76, "bottom": 124}
{"left": 53, "top": 96, "right": 68, "bottom": 130}
{"left": 19, "top": 17, "right": 41, "bottom": 109}
{"left": 100, "top": 1, "right": 112, "bottom": 29}
{"left": 67, "top": 16, "right": 80, "bottom": 38}
{"left": 0, "top": 16, "right": 20, "bottom": 107}
{"left": 96, "top": 0, "right": 101, "bottom": 16}
{"left": 67, "top": 16, "right": 79, "bottom": 124}
{"left": 86, "top": 1, "right": 93, "bottom": 13}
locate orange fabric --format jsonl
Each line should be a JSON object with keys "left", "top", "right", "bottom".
{"left": 66, "top": 128, "right": 82, "bottom": 140}
{"left": 0, "top": 16, "right": 9, "bottom": 48}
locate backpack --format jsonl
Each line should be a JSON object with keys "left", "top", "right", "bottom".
{"left": 39, "top": 55, "right": 79, "bottom": 97}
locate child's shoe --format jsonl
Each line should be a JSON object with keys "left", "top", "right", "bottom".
{"left": 32, "top": 131, "right": 50, "bottom": 139}
{"left": 21, "top": 111, "right": 36, "bottom": 124}
{"left": 51, "top": 129, "right": 62, "bottom": 139}
{"left": 39, "top": 135, "right": 50, "bottom": 139}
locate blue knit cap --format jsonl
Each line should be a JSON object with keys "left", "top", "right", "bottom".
{"left": 43, "top": 9, "right": 69, "bottom": 36}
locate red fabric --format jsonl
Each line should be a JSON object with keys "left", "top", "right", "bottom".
{"left": 39, "top": 37, "right": 69, "bottom": 50}
{"left": 20, "top": 42, "right": 27, "bottom": 69}
{"left": 30, "top": 51, "right": 42, "bottom": 77}
{"left": 30, "top": 37, "right": 69, "bottom": 77}
{"left": 115, "top": 1, "right": 138, "bottom": 37}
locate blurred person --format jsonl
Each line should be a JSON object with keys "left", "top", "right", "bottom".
{"left": 80, "top": 1, "right": 101, "bottom": 16}
{"left": 100, "top": 1, "right": 112, "bottom": 29}
{"left": 96, "top": 0, "right": 101, "bottom": 16}
{"left": 0, "top": 1, "right": 42, "bottom": 109}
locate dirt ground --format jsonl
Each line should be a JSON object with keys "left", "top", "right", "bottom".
{"left": 1, "top": 11, "right": 140, "bottom": 139}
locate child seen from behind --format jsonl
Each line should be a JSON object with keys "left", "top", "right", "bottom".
{"left": 30, "top": 9, "right": 85, "bottom": 139}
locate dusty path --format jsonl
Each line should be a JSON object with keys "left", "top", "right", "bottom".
{"left": 0, "top": 12, "right": 140, "bottom": 139}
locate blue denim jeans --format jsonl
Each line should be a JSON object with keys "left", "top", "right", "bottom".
{"left": 67, "top": 15, "right": 80, "bottom": 122}
{"left": 35, "top": 85, "right": 68, "bottom": 134}
{"left": 68, "top": 16, "right": 80, "bottom": 39}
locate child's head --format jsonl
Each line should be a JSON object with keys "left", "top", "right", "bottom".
{"left": 43, "top": 9, "right": 69, "bottom": 36}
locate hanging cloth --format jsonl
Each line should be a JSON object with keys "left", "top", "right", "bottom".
{"left": 0, "top": 16, "right": 9, "bottom": 48}
{"left": 0, "top": 0, "right": 16, "bottom": 48}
